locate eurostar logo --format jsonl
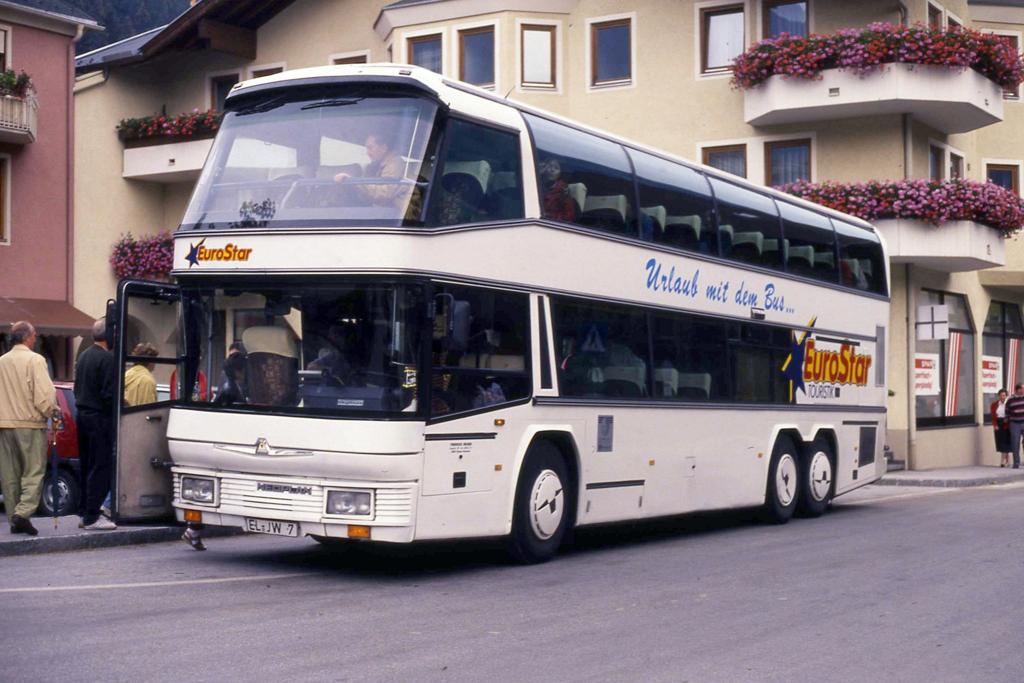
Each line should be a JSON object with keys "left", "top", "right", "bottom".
{"left": 781, "top": 316, "right": 817, "bottom": 400}
{"left": 185, "top": 238, "right": 206, "bottom": 268}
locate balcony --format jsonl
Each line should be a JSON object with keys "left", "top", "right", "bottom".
{"left": 0, "top": 95, "right": 37, "bottom": 144}
{"left": 875, "top": 218, "right": 1005, "bottom": 271}
{"left": 744, "top": 64, "right": 1003, "bottom": 134}
{"left": 122, "top": 136, "right": 214, "bottom": 183}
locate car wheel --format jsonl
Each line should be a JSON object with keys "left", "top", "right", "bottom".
{"left": 761, "top": 435, "right": 800, "bottom": 524}
{"left": 507, "top": 441, "right": 573, "bottom": 564}
{"left": 38, "top": 468, "right": 80, "bottom": 517}
{"left": 798, "top": 436, "right": 835, "bottom": 518}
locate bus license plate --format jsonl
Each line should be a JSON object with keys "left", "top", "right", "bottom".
{"left": 244, "top": 518, "right": 299, "bottom": 537}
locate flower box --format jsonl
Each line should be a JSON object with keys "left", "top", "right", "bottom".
{"left": 117, "top": 108, "right": 222, "bottom": 145}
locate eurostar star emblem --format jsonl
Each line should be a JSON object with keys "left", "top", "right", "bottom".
{"left": 254, "top": 438, "right": 270, "bottom": 456}
{"left": 782, "top": 316, "right": 817, "bottom": 400}
{"left": 185, "top": 238, "right": 206, "bottom": 268}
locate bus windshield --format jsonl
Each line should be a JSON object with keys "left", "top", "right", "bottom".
{"left": 182, "top": 281, "right": 425, "bottom": 417}
{"left": 180, "top": 87, "right": 438, "bottom": 230}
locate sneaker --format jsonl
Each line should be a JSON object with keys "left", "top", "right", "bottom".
{"left": 100, "top": 505, "right": 112, "bottom": 519}
{"left": 84, "top": 517, "right": 117, "bottom": 530}
{"left": 182, "top": 528, "right": 206, "bottom": 551}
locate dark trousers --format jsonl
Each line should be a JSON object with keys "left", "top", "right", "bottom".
{"left": 76, "top": 410, "right": 113, "bottom": 523}
{"left": 1011, "top": 421, "right": 1024, "bottom": 468}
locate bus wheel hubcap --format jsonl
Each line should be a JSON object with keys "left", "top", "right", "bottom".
{"left": 809, "top": 451, "right": 832, "bottom": 502}
{"left": 529, "top": 469, "right": 564, "bottom": 540}
{"left": 776, "top": 454, "right": 797, "bottom": 507}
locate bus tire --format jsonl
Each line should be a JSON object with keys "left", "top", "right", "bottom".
{"left": 760, "top": 435, "right": 799, "bottom": 524}
{"left": 798, "top": 436, "right": 834, "bottom": 518}
{"left": 507, "top": 441, "right": 571, "bottom": 564}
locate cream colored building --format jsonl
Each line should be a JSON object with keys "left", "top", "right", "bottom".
{"left": 74, "top": 0, "right": 1024, "bottom": 469}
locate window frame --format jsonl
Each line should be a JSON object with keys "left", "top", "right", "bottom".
{"left": 0, "top": 25, "right": 11, "bottom": 72}
{"left": 587, "top": 15, "right": 635, "bottom": 90}
{"left": 457, "top": 23, "right": 497, "bottom": 90}
{"left": 699, "top": 2, "right": 746, "bottom": 76}
{"left": 329, "top": 50, "right": 370, "bottom": 65}
{"left": 248, "top": 62, "right": 286, "bottom": 80}
{"left": 985, "top": 161, "right": 1022, "bottom": 195}
{"left": 0, "top": 153, "right": 10, "bottom": 246}
{"left": 986, "top": 30, "right": 1022, "bottom": 100}
{"left": 702, "top": 143, "right": 748, "bottom": 179}
{"left": 982, "top": 300, "right": 1024, "bottom": 424}
{"left": 207, "top": 70, "right": 241, "bottom": 111}
{"left": 764, "top": 137, "right": 812, "bottom": 187}
{"left": 916, "top": 289, "right": 977, "bottom": 429}
{"left": 927, "top": 1, "right": 945, "bottom": 30}
{"left": 406, "top": 31, "right": 445, "bottom": 75}
{"left": 761, "top": 0, "right": 808, "bottom": 39}
{"left": 519, "top": 21, "right": 559, "bottom": 91}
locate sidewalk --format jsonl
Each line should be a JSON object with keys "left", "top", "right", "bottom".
{"left": 878, "top": 465, "right": 1024, "bottom": 488}
{"left": 0, "top": 514, "right": 239, "bottom": 558}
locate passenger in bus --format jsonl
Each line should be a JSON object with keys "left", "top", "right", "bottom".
{"left": 214, "top": 344, "right": 248, "bottom": 406}
{"left": 123, "top": 343, "right": 159, "bottom": 407}
{"left": 332, "top": 133, "right": 421, "bottom": 215}
{"left": 538, "top": 157, "right": 577, "bottom": 222}
{"left": 306, "top": 325, "right": 354, "bottom": 386}
{"left": 436, "top": 172, "right": 485, "bottom": 225}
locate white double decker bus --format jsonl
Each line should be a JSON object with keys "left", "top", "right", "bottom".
{"left": 113, "top": 65, "right": 889, "bottom": 562}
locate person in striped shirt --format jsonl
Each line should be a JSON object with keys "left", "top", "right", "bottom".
{"left": 1005, "top": 384, "right": 1024, "bottom": 469}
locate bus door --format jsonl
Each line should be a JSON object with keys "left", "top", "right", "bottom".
{"left": 111, "top": 280, "right": 183, "bottom": 522}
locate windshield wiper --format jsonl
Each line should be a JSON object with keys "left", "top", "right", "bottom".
{"left": 301, "top": 97, "right": 364, "bottom": 110}
{"left": 234, "top": 96, "right": 288, "bottom": 116}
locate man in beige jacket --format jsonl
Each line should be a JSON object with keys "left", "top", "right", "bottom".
{"left": 0, "top": 321, "right": 60, "bottom": 535}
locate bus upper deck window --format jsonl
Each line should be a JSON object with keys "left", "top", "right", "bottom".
{"left": 833, "top": 219, "right": 887, "bottom": 296}
{"left": 708, "top": 178, "right": 783, "bottom": 271}
{"left": 629, "top": 149, "right": 716, "bottom": 253}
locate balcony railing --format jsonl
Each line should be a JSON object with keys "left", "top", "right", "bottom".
{"left": 0, "top": 95, "right": 37, "bottom": 144}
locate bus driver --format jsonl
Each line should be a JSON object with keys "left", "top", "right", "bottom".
{"left": 333, "top": 133, "right": 420, "bottom": 215}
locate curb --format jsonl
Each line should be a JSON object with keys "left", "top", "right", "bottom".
{"left": 874, "top": 472, "right": 1024, "bottom": 488}
{"left": 0, "top": 525, "right": 243, "bottom": 557}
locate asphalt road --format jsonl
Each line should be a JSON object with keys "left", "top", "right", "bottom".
{"left": 2, "top": 483, "right": 1023, "bottom": 683}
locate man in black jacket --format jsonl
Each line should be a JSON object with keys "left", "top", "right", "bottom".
{"left": 1005, "top": 383, "right": 1024, "bottom": 470}
{"left": 74, "top": 319, "right": 118, "bottom": 530}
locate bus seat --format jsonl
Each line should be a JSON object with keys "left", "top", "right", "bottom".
{"left": 603, "top": 365, "right": 646, "bottom": 395}
{"left": 666, "top": 215, "right": 701, "bottom": 244}
{"left": 763, "top": 238, "right": 789, "bottom": 263}
{"left": 641, "top": 205, "right": 667, "bottom": 232}
{"left": 444, "top": 160, "right": 492, "bottom": 195}
{"left": 841, "top": 258, "right": 864, "bottom": 288}
{"left": 653, "top": 367, "right": 679, "bottom": 397}
{"left": 733, "top": 231, "right": 764, "bottom": 257}
{"left": 788, "top": 245, "right": 815, "bottom": 270}
{"left": 566, "top": 183, "right": 588, "bottom": 215}
{"left": 718, "top": 223, "right": 734, "bottom": 251}
{"left": 814, "top": 251, "right": 835, "bottom": 269}
{"left": 581, "top": 194, "right": 629, "bottom": 229}
{"left": 859, "top": 259, "right": 873, "bottom": 279}
{"left": 242, "top": 326, "right": 299, "bottom": 406}
{"left": 489, "top": 171, "right": 516, "bottom": 193}
{"left": 458, "top": 354, "right": 525, "bottom": 371}
{"left": 678, "top": 372, "right": 712, "bottom": 400}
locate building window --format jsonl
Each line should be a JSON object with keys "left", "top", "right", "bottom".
{"left": 982, "top": 301, "right": 1024, "bottom": 421}
{"left": 765, "top": 138, "right": 811, "bottom": 186}
{"left": 701, "top": 5, "right": 745, "bottom": 74}
{"left": 702, "top": 144, "right": 747, "bottom": 178}
{"left": 459, "top": 27, "right": 495, "bottom": 87}
{"left": 210, "top": 73, "right": 239, "bottom": 111}
{"left": 250, "top": 66, "right": 283, "bottom": 79}
{"left": 0, "top": 28, "right": 7, "bottom": 71}
{"left": 0, "top": 156, "right": 7, "bottom": 243}
{"left": 521, "top": 24, "right": 556, "bottom": 88}
{"left": 929, "top": 144, "right": 944, "bottom": 181}
{"left": 408, "top": 34, "right": 442, "bottom": 74}
{"left": 763, "top": 1, "right": 807, "bottom": 38}
{"left": 987, "top": 163, "right": 1020, "bottom": 194}
{"left": 928, "top": 3, "right": 943, "bottom": 29}
{"left": 333, "top": 54, "right": 368, "bottom": 65}
{"left": 916, "top": 290, "right": 975, "bottom": 427}
{"left": 947, "top": 14, "right": 962, "bottom": 31}
{"left": 591, "top": 18, "right": 631, "bottom": 86}
{"left": 949, "top": 152, "right": 964, "bottom": 180}
{"left": 1001, "top": 35, "right": 1020, "bottom": 99}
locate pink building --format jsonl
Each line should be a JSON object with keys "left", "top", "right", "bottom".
{"left": 0, "top": 0, "right": 98, "bottom": 378}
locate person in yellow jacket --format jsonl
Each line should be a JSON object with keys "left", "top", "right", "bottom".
{"left": 0, "top": 321, "right": 60, "bottom": 536}
{"left": 123, "top": 343, "right": 159, "bottom": 407}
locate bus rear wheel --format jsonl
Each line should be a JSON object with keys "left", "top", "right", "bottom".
{"left": 798, "top": 436, "right": 834, "bottom": 518}
{"left": 761, "top": 435, "right": 799, "bottom": 524}
{"left": 507, "top": 441, "right": 572, "bottom": 564}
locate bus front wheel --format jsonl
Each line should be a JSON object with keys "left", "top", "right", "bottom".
{"left": 798, "top": 436, "right": 834, "bottom": 518}
{"left": 761, "top": 435, "right": 799, "bottom": 524}
{"left": 507, "top": 441, "right": 571, "bottom": 564}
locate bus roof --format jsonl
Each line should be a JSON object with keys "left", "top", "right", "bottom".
{"left": 226, "top": 63, "right": 877, "bottom": 234}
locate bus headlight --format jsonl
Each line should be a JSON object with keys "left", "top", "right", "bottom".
{"left": 181, "top": 476, "right": 216, "bottom": 504}
{"left": 326, "top": 490, "right": 372, "bottom": 516}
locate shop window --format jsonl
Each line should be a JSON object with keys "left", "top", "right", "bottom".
{"left": 708, "top": 177, "right": 784, "bottom": 269}
{"left": 982, "top": 301, "right": 1024, "bottom": 421}
{"left": 702, "top": 144, "right": 746, "bottom": 178}
{"left": 765, "top": 138, "right": 811, "bottom": 186}
{"left": 409, "top": 34, "right": 442, "bottom": 73}
{"left": 916, "top": 290, "right": 976, "bottom": 427}
{"left": 591, "top": 18, "right": 632, "bottom": 86}
{"left": 521, "top": 24, "right": 556, "bottom": 88}
{"left": 630, "top": 148, "right": 717, "bottom": 253}
{"left": 459, "top": 27, "right": 495, "bottom": 87}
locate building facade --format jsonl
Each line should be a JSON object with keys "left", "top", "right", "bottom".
{"left": 74, "top": 0, "right": 1024, "bottom": 468}
{"left": 0, "top": 0, "right": 97, "bottom": 378}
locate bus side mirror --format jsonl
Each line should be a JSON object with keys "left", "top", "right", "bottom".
{"left": 104, "top": 299, "right": 117, "bottom": 349}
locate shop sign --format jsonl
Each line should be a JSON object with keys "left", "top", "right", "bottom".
{"left": 982, "top": 355, "right": 1003, "bottom": 394}
{"left": 914, "top": 353, "right": 940, "bottom": 396}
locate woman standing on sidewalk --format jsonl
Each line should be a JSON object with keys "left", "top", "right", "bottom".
{"left": 991, "top": 388, "right": 1012, "bottom": 468}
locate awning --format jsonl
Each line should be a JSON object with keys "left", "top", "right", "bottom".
{"left": 0, "top": 297, "right": 96, "bottom": 336}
